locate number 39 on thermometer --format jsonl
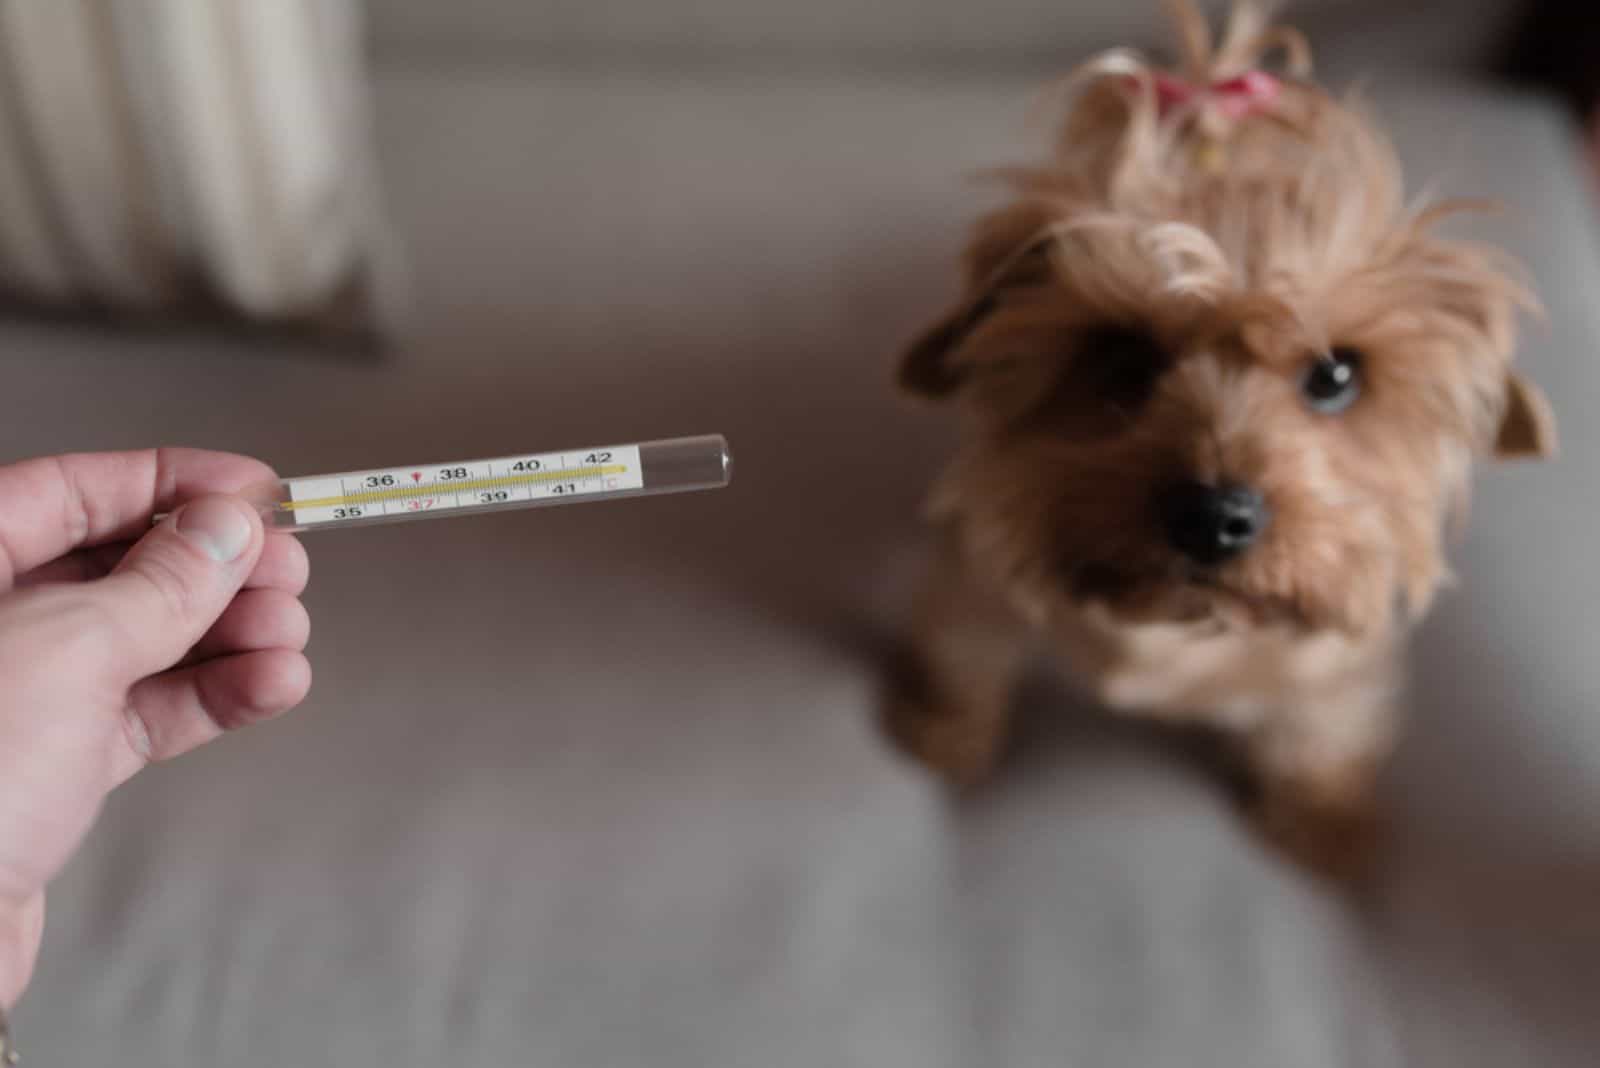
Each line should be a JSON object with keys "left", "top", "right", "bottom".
{"left": 205, "top": 435, "right": 730, "bottom": 533}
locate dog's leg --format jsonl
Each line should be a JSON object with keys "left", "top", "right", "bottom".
{"left": 1244, "top": 674, "right": 1399, "bottom": 879}
{"left": 882, "top": 546, "right": 1030, "bottom": 786}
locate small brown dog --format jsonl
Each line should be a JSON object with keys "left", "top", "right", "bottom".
{"left": 887, "top": 0, "right": 1557, "bottom": 871}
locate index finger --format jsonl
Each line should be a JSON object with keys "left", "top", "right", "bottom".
{"left": 0, "top": 448, "right": 277, "bottom": 587}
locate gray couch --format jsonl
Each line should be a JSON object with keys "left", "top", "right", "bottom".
{"left": 6, "top": 2, "right": 1600, "bottom": 1064}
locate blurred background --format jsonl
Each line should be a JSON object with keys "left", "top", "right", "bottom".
{"left": 2, "top": 1, "right": 1598, "bottom": 1065}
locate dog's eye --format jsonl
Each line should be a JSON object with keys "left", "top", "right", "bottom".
{"left": 1020, "top": 325, "right": 1170, "bottom": 438}
{"left": 1077, "top": 325, "right": 1171, "bottom": 410}
{"left": 1302, "top": 348, "right": 1362, "bottom": 414}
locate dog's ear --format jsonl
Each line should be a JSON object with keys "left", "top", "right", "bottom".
{"left": 897, "top": 201, "right": 1061, "bottom": 399}
{"left": 1494, "top": 370, "right": 1557, "bottom": 459}
{"left": 896, "top": 298, "right": 991, "bottom": 398}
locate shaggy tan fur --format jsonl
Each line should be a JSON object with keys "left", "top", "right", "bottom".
{"left": 887, "top": 0, "right": 1555, "bottom": 875}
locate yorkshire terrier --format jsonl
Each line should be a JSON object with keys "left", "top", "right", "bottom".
{"left": 885, "top": 0, "right": 1557, "bottom": 873}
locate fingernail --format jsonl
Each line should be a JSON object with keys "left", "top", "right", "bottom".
{"left": 175, "top": 497, "right": 254, "bottom": 563}
{"left": 123, "top": 704, "right": 153, "bottom": 761}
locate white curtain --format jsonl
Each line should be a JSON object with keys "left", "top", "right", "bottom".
{"left": 0, "top": 0, "right": 384, "bottom": 324}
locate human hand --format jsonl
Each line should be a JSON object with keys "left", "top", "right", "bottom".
{"left": 0, "top": 449, "right": 312, "bottom": 1008}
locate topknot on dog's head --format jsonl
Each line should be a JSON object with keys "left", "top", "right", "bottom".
{"left": 899, "top": 0, "right": 1555, "bottom": 463}
{"left": 1048, "top": 0, "right": 1318, "bottom": 201}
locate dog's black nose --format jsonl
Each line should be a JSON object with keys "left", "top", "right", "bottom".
{"left": 1160, "top": 482, "right": 1270, "bottom": 565}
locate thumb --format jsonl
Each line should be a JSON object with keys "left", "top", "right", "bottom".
{"left": 93, "top": 495, "right": 263, "bottom": 682}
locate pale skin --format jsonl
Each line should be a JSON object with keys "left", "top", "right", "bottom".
{"left": 0, "top": 449, "right": 313, "bottom": 1009}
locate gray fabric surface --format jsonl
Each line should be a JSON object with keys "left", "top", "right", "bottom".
{"left": 2, "top": 68, "right": 1598, "bottom": 1066}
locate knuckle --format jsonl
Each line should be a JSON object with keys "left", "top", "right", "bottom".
{"left": 289, "top": 598, "right": 312, "bottom": 650}
{"left": 193, "top": 665, "right": 247, "bottom": 734}
{"left": 288, "top": 538, "right": 311, "bottom": 593}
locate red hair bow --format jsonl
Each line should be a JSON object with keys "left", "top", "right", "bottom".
{"left": 1142, "top": 70, "right": 1282, "bottom": 120}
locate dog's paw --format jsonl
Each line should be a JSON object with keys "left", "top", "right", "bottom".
{"left": 881, "top": 694, "right": 1005, "bottom": 788}
{"left": 1250, "top": 787, "right": 1383, "bottom": 883}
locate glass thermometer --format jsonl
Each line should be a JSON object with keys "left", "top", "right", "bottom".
{"left": 169, "top": 434, "right": 731, "bottom": 533}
